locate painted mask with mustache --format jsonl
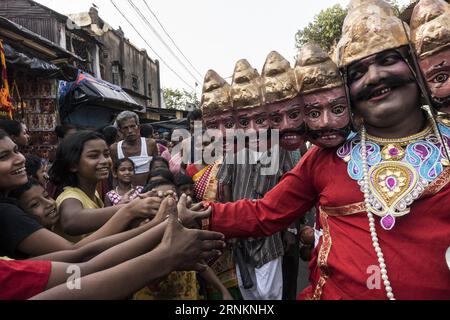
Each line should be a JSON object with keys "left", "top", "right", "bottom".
{"left": 411, "top": 0, "right": 450, "bottom": 114}
{"left": 261, "top": 51, "right": 305, "bottom": 150}
{"left": 296, "top": 43, "right": 350, "bottom": 148}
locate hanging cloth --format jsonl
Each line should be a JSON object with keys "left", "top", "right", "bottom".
{"left": 0, "top": 40, "right": 14, "bottom": 119}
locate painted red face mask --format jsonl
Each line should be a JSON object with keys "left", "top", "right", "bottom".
{"left": 303, "top": 87, "right": 351, "bottom": 148}
{"left": 266, "top": 96, "right": 305, "bottom": 150}
{"left": 419, "top": 47, "right": 450, "bottom": 113}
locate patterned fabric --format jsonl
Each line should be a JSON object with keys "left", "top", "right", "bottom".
{"left": 0, "top": 41, "right": 13, "bottom": 119}
{"left": 218, "top": 148, "right": 294, "bottom": 268}
{"left": 133, "top": 271, "right": 200, "bottom": 300}
{"left": 106, "top": 186, "right": 143, "bottom": 206}
{"left": 192, "top": 160, "right": 222, "bottom": 203}
{"left": 192, "top": 165, "right": 212, "bottom": 201}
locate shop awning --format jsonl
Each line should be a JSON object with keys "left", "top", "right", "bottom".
{"left": 3, "top": 43, "right": 78, "bottom": 81}
{"left": 147, "top": 118, "right": 188, "bottom": 132}
{"left": 59, "top": 71, "right": 144, "bottom": 124}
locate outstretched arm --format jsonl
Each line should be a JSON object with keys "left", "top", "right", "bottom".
{"left": 20, "top": 195, "right": 163, "bottom": 257}
{"left": 32, "top": 197, "right": 226, "bottom": 300}
{"left": 208, "top": 150, "right": 318, "bottom": 238}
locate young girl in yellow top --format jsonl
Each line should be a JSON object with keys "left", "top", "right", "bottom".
{"left": 49, "top": 131, "right": 158, "bottom": 241}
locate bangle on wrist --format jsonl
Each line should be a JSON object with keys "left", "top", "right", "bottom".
{"left": 287, "top": 227, "right": 298, "bottom": 235}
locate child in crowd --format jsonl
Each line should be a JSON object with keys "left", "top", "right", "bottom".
{"left": 11, "top": 178, "right": 60, "bottom": 230}
{"left": 149, "top": 156, "right": 170, "bottom": 171}
{"left": 0, "top": 120, "right": 30, "bottom": 147}
{"left": 48, "top": 131, "right": 158, "bottom": 242}
{"left": 146, "top": 168, "right": 175, "bottom": 185}
{"left": 105, "top": 158, "right": 143, "bottom": 207}
{"left": 25, "top": 155, "right": 48, "bottom": 186}
{"left": 174, "top": 174, "right": 194, "bottom": 198}
{"left": 134, "top": 178, "right": 233, "bottom": 300}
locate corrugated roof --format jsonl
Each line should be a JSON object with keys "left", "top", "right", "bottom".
{"left": 0, "top": 16, "right": 83, "bottom": 62}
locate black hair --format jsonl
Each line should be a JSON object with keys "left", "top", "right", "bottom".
{"left": 174, "top": 174, "right": 194, "bottom": 187}
{"left": 146, "top": 168, "right": 174, "bottom": 186}
{"left": 49, "top": 130, "right": 106, "bottom": 188}
{"left": 156, "top": 139, "right": 168, "bottom": 147}
{"left": 25, "top": 155, "right": 44, "bottom": 180}
{"left": 140, "top": 123, "right": 154, "bottom": 138}
{"left": 187, "top": 109, "right": 202, "bottom": 122}
{"left": 55, "top": 124, "right": 77, "bottom": 139}
{"left": 142, "top": 178, "right": 175, "bottom": 193}
{"left": 101, "top": 125, "right": 118, "bottom": 146}
{"left": 113, "top": 157, "right": 135, "bottom": 172}
{"left": 9, "top": 177, "right": 41, "bottom": 200}
{"left": 149, "top": 156, "right": 169, "bottom": 171}
{"left": 0, "top": 129, "right": 8, "bottom": 140}
{"left": 0, "top": 120, "right": 22, "bottom": 137}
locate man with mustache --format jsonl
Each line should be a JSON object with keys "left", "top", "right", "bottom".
{"left": 410, "top": 0, "right": 450, "bottom": 116}
{"left": 185, "top": 0, "right": 450, "bottom": 299}
{"left": 296, "top": 43, "right": 351, "bottom": 148}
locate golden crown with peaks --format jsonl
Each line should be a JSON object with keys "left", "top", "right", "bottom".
{"left": 230, "top": 59, "right": 264, "bottom": 110}
{"left": 295, "top": 43, "right": 343, "bottom": 94}
{"left": 200, "top": 70, "right": 232, "bottom": 116}
{"left": 261, "top": 51, "right": 298, "bottom": 104}
{"left": 336, "top": 0, "right": 410, "bottom": 68}
{"left": 410, "top": 0, "right": 450, "bottom": 58}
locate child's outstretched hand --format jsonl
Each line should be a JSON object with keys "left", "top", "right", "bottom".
{"left": 160, "top": 197, "right": 225, "bottom": 272}
{"left": 117, "top": 189, "right": 136, "bottom": 205}
{"left": 177, "top": 194, "right": 211, "bottom": 228}
{"left": 125, "top": 193, "right": 162, "bottom": 218}
{"left": 153, "top": 194, "right": 176, "bottom": 224}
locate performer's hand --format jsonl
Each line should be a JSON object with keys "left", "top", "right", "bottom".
{"left": 159, "top": 196, "right": 225, "bottom": 272}
{"left": 177, "top": 194, "right": 211, "bottom": 228}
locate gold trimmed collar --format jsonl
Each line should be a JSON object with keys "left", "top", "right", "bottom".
{"left": 365, "top": 122, "right": 433, "bottom": 146}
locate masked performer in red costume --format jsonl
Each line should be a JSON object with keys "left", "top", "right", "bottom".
{"left": 188, "top": 0, "right": 450, "bottom": 300}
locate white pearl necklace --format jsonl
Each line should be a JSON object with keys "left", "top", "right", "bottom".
{"left": 360, "top": 127, "right": 395, "bottom": 300}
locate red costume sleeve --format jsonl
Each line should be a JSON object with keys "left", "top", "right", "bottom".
{"left": 209, "top": 147, "right": 320, "bottom": 238}
{"left": 0, "top": 259, "right": 51, "bottom": 300}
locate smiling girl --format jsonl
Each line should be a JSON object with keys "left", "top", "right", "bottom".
{"left": 105, "top": 158, "right": 143, "bottom": 207}
{"left": 49, "top": 131, "right": 160, "bottom": 242}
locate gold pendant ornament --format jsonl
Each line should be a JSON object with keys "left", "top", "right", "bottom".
{"left": 367, "top": 161, "right": 428, "bottom": 230}
{"left": 381, "top": 144, "right": 405, "bottom": 161}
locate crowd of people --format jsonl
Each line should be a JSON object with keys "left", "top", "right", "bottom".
{"left": 1, "top": 0, "right": 450, "bottom": 300}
